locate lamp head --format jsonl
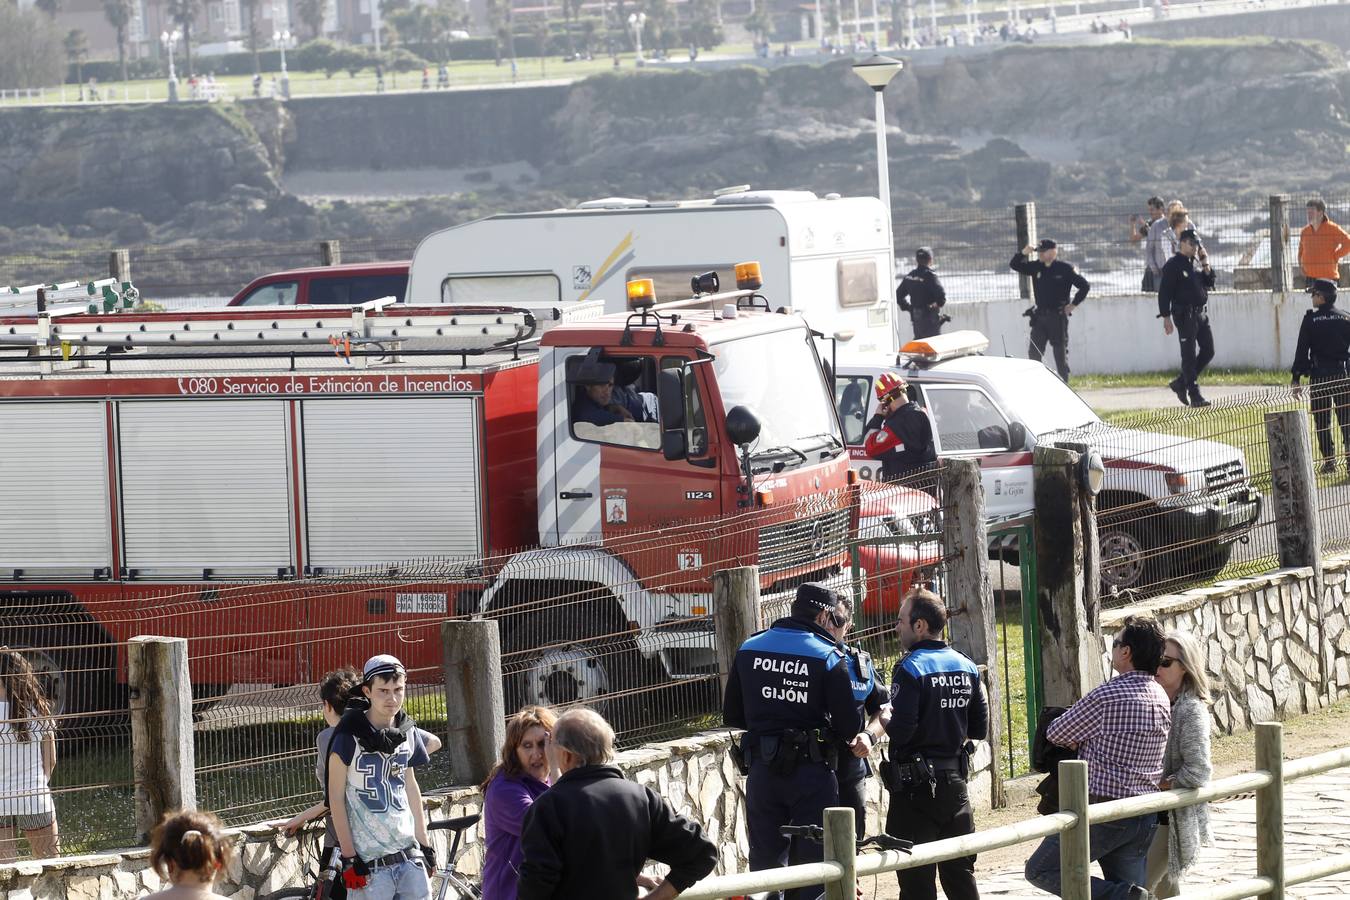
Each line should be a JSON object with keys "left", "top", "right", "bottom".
{"left": 852, "top": 54, "right": 904, "bottom": 91}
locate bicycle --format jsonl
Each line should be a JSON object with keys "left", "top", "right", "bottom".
{"left": 260, "top": 813, "right": 483, "bottom": 900}
{"left": 732, "top": 826, "right": 913, "bottom": 900}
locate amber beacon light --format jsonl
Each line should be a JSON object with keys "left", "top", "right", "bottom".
{"left": 734, "top": 261, "right": 763, "bottom": 291}
{"left": 626, "top": 277, "right": 656, "bottom": 309}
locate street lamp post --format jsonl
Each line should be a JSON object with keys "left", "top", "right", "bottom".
{"left": 160, "top": 29, "right": 181, "bottom": 102}
{"left": 628, "top": 12, "right": 646, "bottom": 63}
{"left": 273, "top": 28, "right": 291, "bottom": 98}
{"left": 852, "top": 54, "right": 903, "bottom": 346}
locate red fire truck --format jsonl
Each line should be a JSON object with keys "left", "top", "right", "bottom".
{"left": 0, "top": 273, "right": 936, "bottom": 717}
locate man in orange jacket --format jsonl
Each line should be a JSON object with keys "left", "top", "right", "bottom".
{"left": 1299, "top": 199, "right": 1350, "bottom": 287}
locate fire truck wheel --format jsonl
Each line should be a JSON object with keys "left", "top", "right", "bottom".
{"left": 8, "top": 643, "right": 126, "bottom": 749}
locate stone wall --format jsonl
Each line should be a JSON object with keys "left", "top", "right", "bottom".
{"left": 1134, "top": 3, "right": 1350, "bottom": 50}
{"left": 1100, "top": 554, "right": 1350, "bottom": 735}
{"left": 0, "top": 731, "right": 992, "bottom": 899}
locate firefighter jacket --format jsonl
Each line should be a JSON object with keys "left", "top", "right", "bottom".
{"left": 863, "top": 401, "right": 937, "bottom": 480}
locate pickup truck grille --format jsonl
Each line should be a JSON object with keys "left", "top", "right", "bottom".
{"left": 757, "top": 509, "right": 850, "bottom": 574}
{"left": 1204, "top": 460, "right": 1246, "bottom": 492}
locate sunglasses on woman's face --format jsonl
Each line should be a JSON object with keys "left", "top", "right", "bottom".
{"left": 1158, "top": 657, "right": 1178, "bottom": 669}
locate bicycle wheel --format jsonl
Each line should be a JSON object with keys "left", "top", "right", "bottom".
{"left": 433, "top": 870, "right": 482, "bottom": 900}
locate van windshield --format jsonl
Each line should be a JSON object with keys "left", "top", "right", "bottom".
{"left": 993, "top": 366, "right": 1102, "bottom": 435}
{"left": 713, "top": 326, "right": 842, "bottom": 466}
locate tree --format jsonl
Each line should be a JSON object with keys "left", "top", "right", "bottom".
{"left": 485, "top": 0, "right": 504, "bottom": 62}
{"left": 0, "top": 5, "right": 64, "bottom": 89}
{"left": 240, "top": 0, "right": 260, "bottom": 74}
{"left": 641, "top": 0, "right": 669, "bottom": 52}
{"left": 166, "top": 0, "right": 198, "bottom": 75}
{"left": 561, "top": 0, "right": 582, "bottom": 56}
{"left": 744, "top": 0, "right": 770, "bottom": 42}
{"left": 34, "top": 0, "right": 60, "bottom": 17}
{"left": 63, "top": 28, "right": 88, "bottom": 85}
{"left": 102, "top": 0, "right": 134, "bottom": 82}
{"left": 687, "top": 0, "right": 718, "bottom": 48}
{"left": 295, "top": 0, "right": 327, "bottom": 39}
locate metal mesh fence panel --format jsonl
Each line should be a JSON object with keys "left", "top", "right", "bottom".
{"left": 1054, "top": 387, "right": 1292, "bottom": 606}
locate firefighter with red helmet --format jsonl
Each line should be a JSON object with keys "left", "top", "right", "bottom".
{"left": 863, "top": 373, "right": 936, "bottom": 481}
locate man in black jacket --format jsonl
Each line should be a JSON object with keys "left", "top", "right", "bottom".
{"left": 1009, "top": 238, "right": 1091, "bottom": 382}
{"left": 517, "top": 709, "right": 716, "bottom": 900}
{"left": 897, "top": 247, "right": 948, "bottom": 340}
{"left": 1292, "top": 278, "right": 1350, "bottom": 473}
{"left": 1158, "top": 228, "right": 1216, "bottom": 407}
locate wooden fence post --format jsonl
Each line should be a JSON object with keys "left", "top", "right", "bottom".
{"left": 941, "top": 458, "right": 1004, "bottom": 808}
{"left": 1269, "top": 194, "right": 1293, "bottom": 295}
{"left": 108, "top": 248, "right": 131, "bottom": 284}
{"left": 319, "top": 240, "right": 342, "bottom": 267}
{"left": 1033, "top": 446, "right": 1101, "bottom": 706}
{"left": 1264, "top": 409, "right": 1329, "bottom": 698}
{"left": 1057, "top": 760, "right": 1092, "bottom": 900}
{"left": 129, "top": 636, "right": 195, "bottom": 843}
{"left": 1015, "top": 203, "right": 1038, "bottom": 301}
{"left": 1254, "top": 722, "right": 1285, "bottom": 900}
{"left": 714, "top": 566, "right": 762, "bottom": 694}
{"left": 822, "top": 806, "right": 857, "bottom": 900}
{"left": 442, "top": 619, "right": 506, "bottom": 786}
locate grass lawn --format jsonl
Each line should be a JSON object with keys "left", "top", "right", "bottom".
{"left": 1071, "top": 369, "right": 1288, "bottom": 391}
{"left": 12, "top": 42, "right": 778, "bottom": 105}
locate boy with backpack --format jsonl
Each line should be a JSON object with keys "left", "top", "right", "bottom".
{"left": 327, "top": 655, "right": 435, "bottom": 899}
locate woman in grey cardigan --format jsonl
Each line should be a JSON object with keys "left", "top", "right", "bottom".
{"left": 1146, "top": 630, "right": 1213, "bottom": 897}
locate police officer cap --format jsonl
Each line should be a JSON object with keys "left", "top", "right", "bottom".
{"left": 1035, "top": 239, "right": 1057, "bottom": 252}
{"left": 1178, "top": 228, "right": 1201, "bottom": 245}
{"left": 915, "top": 246, "right": 933, "bottom": 261}
{"left": 1309, "top": 277, "right": 1338, "bottom": 302}
{"left": 791, "top": 582, "right": 846, "bottom": 620}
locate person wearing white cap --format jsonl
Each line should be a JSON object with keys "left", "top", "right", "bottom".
{"left": 327, "top": 654, "right": 434, "bottom": 900}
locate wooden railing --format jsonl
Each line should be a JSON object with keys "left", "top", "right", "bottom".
{"left": 678, "top": 722, "right": 1350, "bottom": 900}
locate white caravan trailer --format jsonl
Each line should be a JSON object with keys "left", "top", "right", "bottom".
{"left": 406, "top": 189, "right": 898, "bottom": 359}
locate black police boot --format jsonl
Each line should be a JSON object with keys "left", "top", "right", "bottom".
{"left": 1168, "top": 377, "right": 1190, "bottom": 407}
{"left": 1320, "top": 458, "right": 1338, "bottom": 476}
{"left": 1187, "top": 386, "right": 1211, "bottom": 407}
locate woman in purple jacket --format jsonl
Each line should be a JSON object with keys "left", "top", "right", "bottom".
{"left": 480, "top": 705, "right": 558, "bottom": 900}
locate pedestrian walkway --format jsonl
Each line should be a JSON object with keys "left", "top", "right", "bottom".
{"left": 973, "top": 766, "right": 1350, "bottom": 898}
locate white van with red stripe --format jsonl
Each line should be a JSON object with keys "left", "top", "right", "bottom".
{"left": 835, "top": 332, "right": 1262, "bottom": 594}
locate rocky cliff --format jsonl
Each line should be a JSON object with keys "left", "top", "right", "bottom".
{"left": 1, "top": 36, "right": 1346, "bottom": 251}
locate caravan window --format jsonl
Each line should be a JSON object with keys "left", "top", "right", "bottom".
{"left": 837, "top": 258, "right": 880, "bottom": 308}
{"left": 626, "top": 266, "right": 735, "bottom": 306}
{"left": 441, "top": 274, "right": 561, "bottom": 304}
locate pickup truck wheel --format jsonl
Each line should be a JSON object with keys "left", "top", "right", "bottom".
{"left": 1098, "top": 522, "right": 1157, "bottom": 594}
{"left": 501, "top": 607, "right": 643, "bottom": 724}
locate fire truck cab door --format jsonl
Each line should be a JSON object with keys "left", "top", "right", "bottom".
{"left": 541, "top": 348, "right": 605, "bottom": 545}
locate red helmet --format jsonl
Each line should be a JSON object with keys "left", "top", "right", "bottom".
{"left": 875, "top": 372, "right": 907, "bottom": 402}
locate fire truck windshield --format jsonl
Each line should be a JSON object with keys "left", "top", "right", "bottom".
{"left": 713, "top": 326, "right": 842, "bottom": 465}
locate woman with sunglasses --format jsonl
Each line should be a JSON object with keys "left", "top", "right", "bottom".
{"left": 1145, "top": 631, "right": 1213, "bottom": 897}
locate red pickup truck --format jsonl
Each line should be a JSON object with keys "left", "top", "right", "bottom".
{"left": 228, "top": 261, "right": 409, "bottom": 306}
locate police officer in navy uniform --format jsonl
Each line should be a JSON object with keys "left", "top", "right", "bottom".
{"left": 863, "top": 372, "right": 937, "bottom": 483}
{"left": 883, "top": 589, "right": 988, "bottom": 900}
{"left": 1010, "top": 238, "right": 1091, "bottom": 382}
{"left": 897, "top": 247, "right": 949, "bottom": 340}
{"left": 821, "top": 597, "right": 890, "bottom": 836}
{"left": 1292, "top": 277, "right": 1350, "bottom": 473}
{"left": 1158, "top": 227, "right": 1217, "bottom": 408}
{"left": 724, "top": 583, "right": 864, "bottom": 900}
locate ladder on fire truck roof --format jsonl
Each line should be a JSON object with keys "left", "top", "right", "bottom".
{"left": 0, "top": 278, "right": 140, "bottom": 316}
{"left": 0, "top": 296, "right": 566, "bottom": 374}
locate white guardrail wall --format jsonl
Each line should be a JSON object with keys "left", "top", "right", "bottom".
{"left": 946, "top": 290, "right": 1310, "bottom": 374}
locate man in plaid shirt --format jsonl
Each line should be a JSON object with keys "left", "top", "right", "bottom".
{"left": 1025, "top": 615, "right": 1171, "bottom": 900}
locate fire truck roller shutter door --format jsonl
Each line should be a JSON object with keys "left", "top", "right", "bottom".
{"left": 118, "top": 400, "right": 293, "bottom": 577}
{"left": 0, "top": 402, "right": 111, "bottom": 574}
{"left": 301, "top": 398, "right": 483, "bottom": 568}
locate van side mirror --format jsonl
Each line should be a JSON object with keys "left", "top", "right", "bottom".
{"left": 658, "top": 369, "right": 687, "bottom": 461}
{"left": 726, "top": 405, "right": 762, "bottom": 447}
{"left": 1008, "top": 421, "right": 1027, "bottom": 450}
